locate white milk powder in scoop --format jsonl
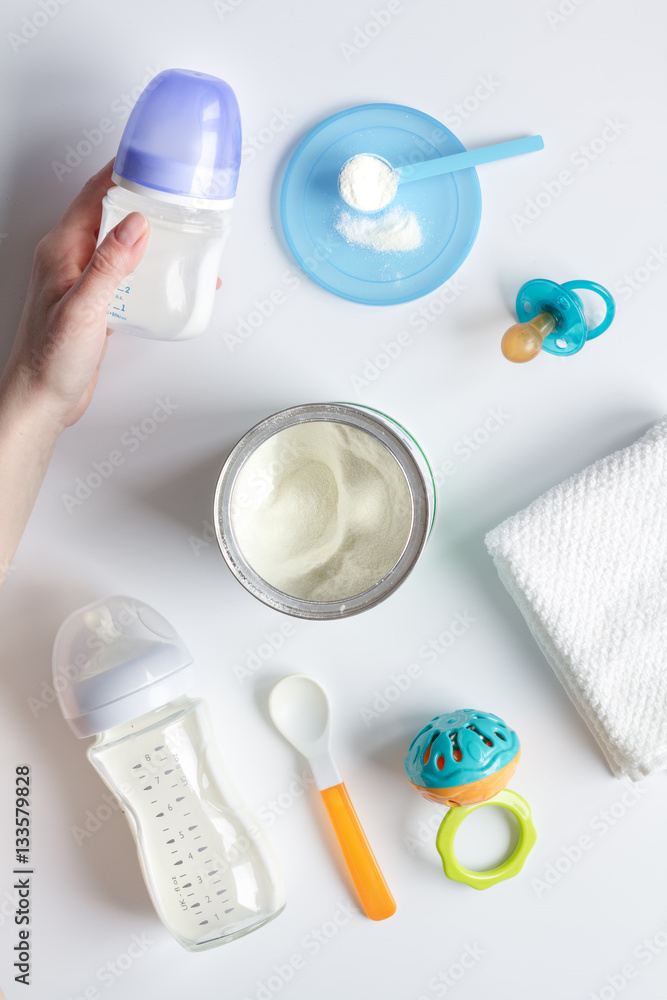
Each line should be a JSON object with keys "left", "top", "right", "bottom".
{"left": 338, "top": 154, "right": 398, "bottom": 212}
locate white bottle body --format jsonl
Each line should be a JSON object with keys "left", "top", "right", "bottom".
{"left": 88, "top": 696, "right": 284, "bottom": 951}
{"left": 98, "top": 184, "right": 231, "bottom": 341}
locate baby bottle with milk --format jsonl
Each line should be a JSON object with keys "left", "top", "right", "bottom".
{"left": 98, "top": 68, "right": 241, "bottom": 340}
{"left": 53, "top": 596, "right": 284, "bottom": 951}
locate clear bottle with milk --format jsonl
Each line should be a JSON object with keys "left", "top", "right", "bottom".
{"left": 98, "top": 68, "right": 241, "bottom": 340}
{"left": 53, "top": 596, "right": 284, "bottom": 951}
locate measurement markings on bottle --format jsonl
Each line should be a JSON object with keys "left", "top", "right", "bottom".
{"left": 12, "top": 765, "right": 33, "bottom": 985}
{"left": 133, "top": 742, "right": 236, "bottom": 931}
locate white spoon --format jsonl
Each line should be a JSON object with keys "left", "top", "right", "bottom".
{"left": 269, "top": 674, "right": 396, "bottom": 920}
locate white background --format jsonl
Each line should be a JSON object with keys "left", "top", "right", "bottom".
{"left": 1, "top": 0, "right": 667, "bottom": 998}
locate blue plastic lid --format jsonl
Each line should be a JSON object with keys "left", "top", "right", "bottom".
{"left": 280, "top": 104, "right": 481, "bottom": 305}
{"left": 114, "top": 68, "right": 242, "bottom": 204}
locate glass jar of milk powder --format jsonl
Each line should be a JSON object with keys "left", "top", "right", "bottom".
{"left": 98, "top": 68, "right": 241, "bottom": 340}
{"left": 214, "top": 403, "right": 436, "bottom": 620}
{"left": 53, "top": 596, "right": 285, "bottom": 951}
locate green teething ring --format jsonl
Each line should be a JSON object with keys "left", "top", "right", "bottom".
{"left": 435, "top": 789, "right": 536, "bottom": 890}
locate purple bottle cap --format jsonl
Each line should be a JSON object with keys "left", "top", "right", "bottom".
{"left": 113, "top": 68, "right": 242, "bottom": 206}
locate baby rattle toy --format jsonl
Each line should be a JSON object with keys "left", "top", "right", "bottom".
{"left": 501, "top": 278, "right": 615, "bottom": 363}
{"left": 405, "top": 709, "right": 536, "bottom": 889}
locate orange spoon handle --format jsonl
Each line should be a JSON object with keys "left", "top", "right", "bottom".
{"left": 319, "top": 782, "right": 396, "bottom": 921}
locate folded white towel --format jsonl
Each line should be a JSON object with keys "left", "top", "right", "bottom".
{"left": 485, "top": 418, "right": 667, "bottom": 781}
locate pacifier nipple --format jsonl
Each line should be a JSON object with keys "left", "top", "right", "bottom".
{"left": 501, "top": 312, "right": 556, "bottom": 363}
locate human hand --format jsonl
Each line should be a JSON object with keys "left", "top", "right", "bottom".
{"left": 0, "top": 161, "right": 226, "bottom": 583}
{"left": 2, "top": 159, "right": 149, "bottom": 431}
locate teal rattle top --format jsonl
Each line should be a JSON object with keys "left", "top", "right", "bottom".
{"left": 405, "top": 709, "right": 520, "bottom": 802}
{"left": 405, "top": 709, "right": 536, "bottom": 889}
{"left": 501, "top": 278, "right": 615, "bottom": 363}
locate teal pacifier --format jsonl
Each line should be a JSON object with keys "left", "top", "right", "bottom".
{"left": 501, "top": 278, "right": 615, "bottom": 362}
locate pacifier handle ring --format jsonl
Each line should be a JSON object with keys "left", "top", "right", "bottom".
{"left": 435, "top": 788, "right": 536, "bottom": 890}
{"left": 561, "top": 280, "right": 615, "bottom": 341}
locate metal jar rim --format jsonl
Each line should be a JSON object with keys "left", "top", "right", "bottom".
{"left": 213, "top": 403, "right": 432, "bottom": 620}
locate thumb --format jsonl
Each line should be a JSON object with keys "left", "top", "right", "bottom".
{"left": 73, "top": 212, "right": 149, "bottom": 317}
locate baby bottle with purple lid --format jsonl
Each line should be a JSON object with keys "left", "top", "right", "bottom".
{"left": 98, "top": 68, "right": 241, "bottom": 340}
